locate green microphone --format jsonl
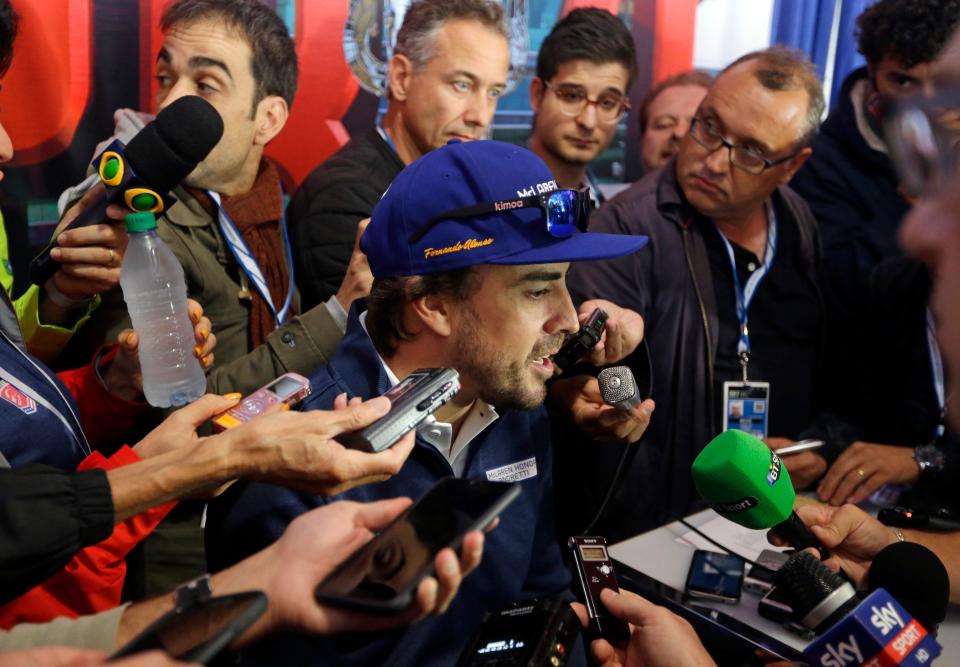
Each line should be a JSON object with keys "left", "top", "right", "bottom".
{"left": 691, "top": 430, "right": 828, "bottom": 558}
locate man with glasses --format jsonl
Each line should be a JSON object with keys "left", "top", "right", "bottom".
{"left": 206, "top": 140, "right": 650, "bottom": 667}
{"left": 557, "top": 47, "right": 839, "bottom": 540}
{"left": 528, "top": 8, "right": 635, "bottom": 205}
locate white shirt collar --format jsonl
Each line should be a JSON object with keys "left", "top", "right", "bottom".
{"left": 358, "top": 311, "right": 498, "bottom": 476}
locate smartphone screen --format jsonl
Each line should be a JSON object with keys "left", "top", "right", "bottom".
{"left": 315, "top": 478, "right": 520, "bottom": 612}
{"left": 685, "top": 550, "right": 745, "bottom": 602}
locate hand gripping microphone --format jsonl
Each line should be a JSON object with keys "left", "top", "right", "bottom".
{"left": 597, "top": 366, "right": 642, "bottom": 411}
{"left": 29, "top": 95, "right": 225, "bottom": 286}
{"left": 775, "top": 552, "right": 943, "bottom": 666}
{"left": 691, "top": 429, "right": 829, "bottom": 558}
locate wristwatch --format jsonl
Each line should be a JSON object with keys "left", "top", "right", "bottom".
{"left": 913, "top": 443, "right": 946, "bottom": 478}
{"left": 174, "top": 573, "right": 213, "bottom": 611}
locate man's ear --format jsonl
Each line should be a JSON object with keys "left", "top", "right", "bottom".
{"left": 779, "top": 146, "right": 812, "bottom": 185}
{"left": 529, "top": 77, "right": 545, "bottom": 113}
{"left": 254, "top": 95, "right": 289, "bottom": 146}
{"left": 410, "top": 291, "right": 453, "bottom": 338}
{"left": 388, "top": 53, "right": 415, "bottom": 102}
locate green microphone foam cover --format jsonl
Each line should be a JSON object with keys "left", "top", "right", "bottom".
{"left": 691, "top": 430, "right": 796, "bottom": 529}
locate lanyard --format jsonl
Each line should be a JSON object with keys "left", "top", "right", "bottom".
{"left": 376, "top": 124, "right": 398, "bottom": 156}
{"left": 209, "top": 188, "right": 295, "bottom": 327}
{"left": 927, "top": 309, "right": 947, "bottom": 438}
{"left": 0, "top": 328, "right": 91, "bottom": 457}
{"left": 715, "top": 201, "right": 778, "bottom": 381}
{"left": 583, "top": 170, "right": 605, "bottom": 207}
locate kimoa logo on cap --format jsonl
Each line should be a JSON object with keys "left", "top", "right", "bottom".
{"left": 424, "top": 237, "right": 494, "bottom": 259}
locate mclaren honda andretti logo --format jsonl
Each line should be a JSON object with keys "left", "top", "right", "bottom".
{"left": 711, "top": 497, "right": 758, "bottom": 514}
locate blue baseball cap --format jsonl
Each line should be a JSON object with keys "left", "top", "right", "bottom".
{"left": 361, "top": 140, "right": 648, "bottom": 277}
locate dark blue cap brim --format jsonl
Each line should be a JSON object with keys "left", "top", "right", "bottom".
{"left": 485, "top": 232, "right": 648, "bottom": 266}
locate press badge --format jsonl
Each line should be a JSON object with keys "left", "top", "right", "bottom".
{"left": 722, "top": 381, "right": 770, "bottom": 438}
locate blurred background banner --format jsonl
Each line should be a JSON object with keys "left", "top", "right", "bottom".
{"left": 0, "top": 0, "right": 867, "bottom": 296}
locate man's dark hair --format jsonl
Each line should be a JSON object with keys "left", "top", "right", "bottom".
{"left": 161, "top": 0, "right": 298, "bottom": 109}
{"left": 638, "top": 69, "right": 714, "bottom": 131}
{"left": 366, "top": 269, "right": 479, "bottom": 358}
{"left": 536, "top": 8, "right": 637, "bottom": 90}
{"left": 856, "top": 0, "right": 960, "bottom": 69}
{"left": 724, "top": 46, "right": 825, "bottom": 148}
{"left": 394, "top": 0, "right": 507, "bottom": 71}
{"left": 0, "top": 0, "right": 19, "bottom": 78}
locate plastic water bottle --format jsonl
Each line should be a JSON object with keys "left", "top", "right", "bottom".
{"left": 120, "top": 211, "right": 206, "bottom": 407}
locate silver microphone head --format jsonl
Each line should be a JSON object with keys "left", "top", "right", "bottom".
{"left": 598, "top": 366, "right": 642, "bottom": 411}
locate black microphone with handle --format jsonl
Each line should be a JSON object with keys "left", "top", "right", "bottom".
{"left": 29, "top": 96, "right": 224, "bottom": 286}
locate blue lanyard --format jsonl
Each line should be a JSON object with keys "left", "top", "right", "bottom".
{"left": 927, "top": 309, "right": 946, "bottom": 438}
{"left": 209, "top": 187, "right": 295, "bottom": 327}
{"left": 376, "top": 124, "right": 398, "bottom": 157}
{"left": 715, "top": 201, "right": 778, "bottom": 381}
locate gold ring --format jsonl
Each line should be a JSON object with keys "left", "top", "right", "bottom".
{"left": 856, "top": 468, "right": 866, "bottom": 478}
{"left": 108, "top": 249, "right": 116, "bottom": 267}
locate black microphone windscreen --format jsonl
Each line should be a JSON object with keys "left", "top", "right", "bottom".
{"left": 868, "top": 541, "right": 950, "bottom": 631}
{"left": 774, "top": 551, "right": 858, "bottom": 632}
{"left": 124, "top": 96, "right": 224, "bottom": 191}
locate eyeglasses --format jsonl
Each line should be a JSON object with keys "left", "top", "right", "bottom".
{"left": 689, "top": 117, "right": 801, "bottom": 175}
{"left": 408, "top": 189, "right": 594, "bottom": 244}
{"left": 542, "top": 80, "right": 631, "bottom": 125}
{"left": 886, "top": 93, "right": 960, "bottom": 195}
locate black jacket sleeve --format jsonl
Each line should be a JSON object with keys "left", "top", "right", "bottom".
{"left": 0, "top": 465, "right": 114, "bottom": 604}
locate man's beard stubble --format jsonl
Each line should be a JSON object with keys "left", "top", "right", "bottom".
{"left": 452, "top": 306, "right": 564, "bottom": 411}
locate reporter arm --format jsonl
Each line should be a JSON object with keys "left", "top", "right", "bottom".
{"left": 0, "top": 466, "right": 114, "bottom": 604}
{"left": 204, "top": 304, "right": 343, "bottom": 396}
{"left": 15, "top": 284, "right": 100, "bottom": 364}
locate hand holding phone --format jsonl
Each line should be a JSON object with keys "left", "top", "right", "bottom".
{"left": 212, "top": 372, "right": 311, "bottom": 432}
{"left": 314, "top": 478, "right": 518, "bottom": 613}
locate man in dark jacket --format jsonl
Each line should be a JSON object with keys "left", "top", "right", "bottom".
{"left": 561, "top": 46, "right": 844, "bottom": 541}
{"left": 207, "top": 139, "right": 649, "bottom": 667}
{"left": 790, "top": 0, "right": 960, "bottom": 505}
{"left": 287, "top": 0, "right": 511, "bottom": 309}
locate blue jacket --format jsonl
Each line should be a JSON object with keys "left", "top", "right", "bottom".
{"left": 206, "top": 304, "right": 580, "bottom": 667}
{"left": 0, "top": 290, "right": 89, "bottom": 470}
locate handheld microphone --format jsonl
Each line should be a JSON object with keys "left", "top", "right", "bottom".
{"left": 29, "top": 96, "right": 224, "bottom": 285}
{"left": 867, "top": 542, "right": 950, "bottom": 636}
{"left": 691, "top": 430, "right": 828, "bottom": 558}
{"left": 775, "top": 553, "right": 942, "bottom": 665}
{"left": 598, "top": 366, "right": 642, "bottom": 411}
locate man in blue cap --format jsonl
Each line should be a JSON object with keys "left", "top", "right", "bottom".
{"left": 206, "top": 139, "right": 648, "bottom": 666}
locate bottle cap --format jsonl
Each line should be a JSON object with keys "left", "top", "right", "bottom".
{"left": 125, "top": 211, "right": 157, "bottom": 232}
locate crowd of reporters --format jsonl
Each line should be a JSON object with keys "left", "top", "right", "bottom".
{"left": 2, "top": 0, "right": 960, "bottom": 665}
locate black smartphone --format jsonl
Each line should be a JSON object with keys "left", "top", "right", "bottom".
{"left": 552, "top": 308, "right": 608, "bottom": 371}
{"left": 684, "top": 550, "right": 744, "bottom": 604}
{"left": 336, "top": 368, "right": 461, "bottom": 452}
{"left": 314, "top": 478, "right": 521, "bottom": 613}
{"left": 109, "top": 591, "right": 267, "bottom": 664}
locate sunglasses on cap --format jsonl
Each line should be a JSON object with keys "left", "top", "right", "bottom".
{"left": 407, "top": 188, "right": 594, "bottom": 244}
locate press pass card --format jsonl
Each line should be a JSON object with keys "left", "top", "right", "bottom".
{"left": 722, "top": 381, "right": 770, "bottom": 439}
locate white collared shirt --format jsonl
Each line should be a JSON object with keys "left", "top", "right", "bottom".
{"left": 358, "top": 312, "right": 498, "bottom": 476}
